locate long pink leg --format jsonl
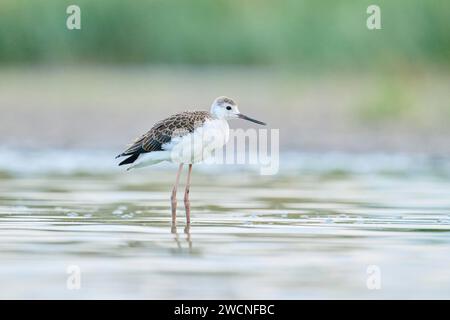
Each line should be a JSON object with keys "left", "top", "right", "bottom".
{"left": 171, "top": 163, "right": 184, "bottom": 224}
{"left": 184, "top": 164, "right": 193, "bottom": 224}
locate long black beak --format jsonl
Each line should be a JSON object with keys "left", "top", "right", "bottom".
{"left": 238, "top": 113, "right": 266, "bottom": 125}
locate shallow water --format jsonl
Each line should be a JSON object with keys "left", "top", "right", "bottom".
{"left": 0, "top": 150, "right": 449, "bottom": 299}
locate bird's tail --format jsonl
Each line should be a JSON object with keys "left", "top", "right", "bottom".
{"left": 126, "top": 151, "right": 170, "bottom": 171}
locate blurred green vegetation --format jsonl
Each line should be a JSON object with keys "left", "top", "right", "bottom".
{"left": 357, "top": 79, "right": 415, "bottom": 123}
{"left": 0, "top": 0, "right": 449, "bottom": 69}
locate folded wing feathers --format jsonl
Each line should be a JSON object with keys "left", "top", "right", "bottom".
{"left": 116, "top": 111, "right": 212, "bottom": 162}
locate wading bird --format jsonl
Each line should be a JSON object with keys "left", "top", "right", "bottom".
{"left": 116, "top": 96, "right": 266, "bottom": 224}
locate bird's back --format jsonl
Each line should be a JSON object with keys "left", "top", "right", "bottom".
{"left": 116, "top": 111, "right": 212, "bottom": 165}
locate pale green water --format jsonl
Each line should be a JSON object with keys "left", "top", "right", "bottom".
{"left": 0, "top": 151, "right": 449, "bottom": 299}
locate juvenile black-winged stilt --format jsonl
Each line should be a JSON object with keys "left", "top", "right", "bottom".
{"left": 115, "top": 96, "right": 266, "bottom": 225}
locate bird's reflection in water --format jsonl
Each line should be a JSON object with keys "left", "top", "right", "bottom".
{"left": 171, "top": 223, "right": 192, "bottom": 253}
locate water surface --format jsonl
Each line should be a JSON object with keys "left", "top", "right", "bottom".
{"left": 0, "top": 151, "right": 449, "bottom": 299}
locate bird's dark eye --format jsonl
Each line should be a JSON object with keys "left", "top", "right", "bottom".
{"left": 226, "top": 106, "right": 232, "bottom": 110}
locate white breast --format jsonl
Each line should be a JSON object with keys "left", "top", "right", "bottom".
{"left": 163, "top": 119, "right": 229, "bottom": 164}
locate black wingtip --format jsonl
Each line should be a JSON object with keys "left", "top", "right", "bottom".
{"left": 115, "top": 154, "right": 122, "bottom": 159}
{"left": 118, "top": 153, "right": 139, "bottom": 166}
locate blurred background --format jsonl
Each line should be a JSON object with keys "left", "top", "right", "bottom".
{"left": 1, "top": 0, "right": 450, "bottom": 300}
{"left": 0, "top": 0, "right": 449, "bottom": 154}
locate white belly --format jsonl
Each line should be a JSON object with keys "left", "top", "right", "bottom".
{"left": 164, "top": 119, "right": 229, "bottom": 164}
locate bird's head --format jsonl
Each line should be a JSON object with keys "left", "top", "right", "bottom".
{"left": 210, "top": 96, "right": 266, "bottom": 125}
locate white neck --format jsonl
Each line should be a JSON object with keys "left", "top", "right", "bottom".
{"left": 210, "top": 105, "right": 227, "bottom": 120}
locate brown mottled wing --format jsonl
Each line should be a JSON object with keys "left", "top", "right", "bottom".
{"left": 117, "top": 111, "right": 211, "bottom": 158}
